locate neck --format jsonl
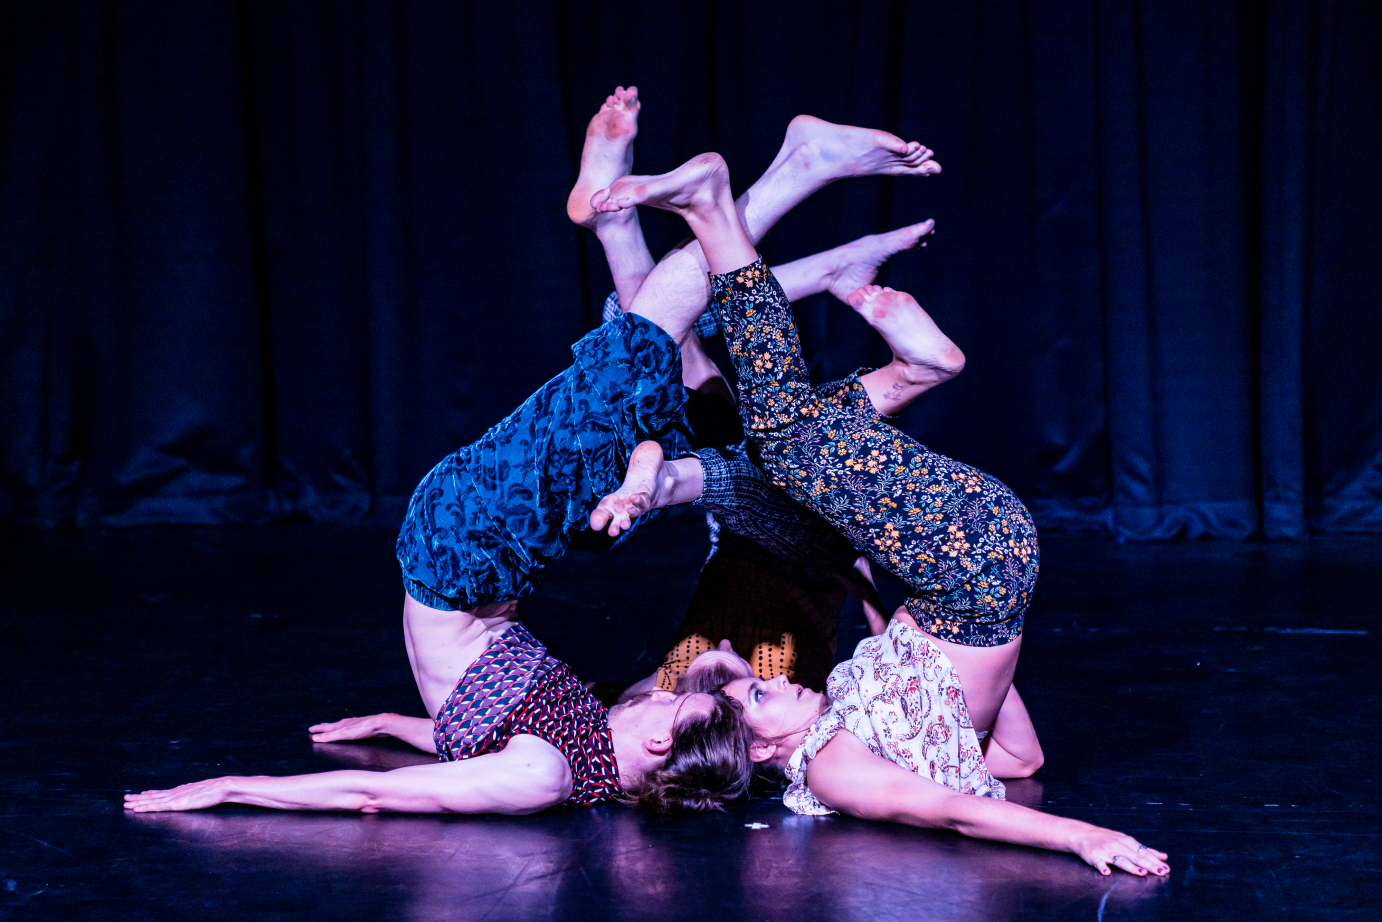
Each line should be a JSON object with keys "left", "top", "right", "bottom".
{"left": 609, "top": 726, "right": 649, "bottom": 791}
{"left": 771, "top": 693, "right": 829, "bottom": 769}
{"left": 771, "top": 727, "right": 811, "bottom": 770}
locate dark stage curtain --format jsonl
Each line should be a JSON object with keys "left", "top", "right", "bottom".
{"left": 2, "top": 1, "right": 1378, "bottom": 538}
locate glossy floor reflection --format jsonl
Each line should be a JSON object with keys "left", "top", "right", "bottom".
{"left": 2, "top": 515, "right": 1378, "bottom": 920}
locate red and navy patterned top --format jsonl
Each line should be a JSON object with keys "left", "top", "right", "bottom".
{"left": 433, "top": 622, "right": 623, "bottom": 808}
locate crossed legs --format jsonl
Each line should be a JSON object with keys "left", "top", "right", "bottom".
{"left": 569, "top": 91, "right": 942, "bottom": 348}
{"left": 592, "top": 151, "right": 1034, "bottom": 735}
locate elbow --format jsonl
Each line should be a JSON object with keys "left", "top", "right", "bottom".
{"left": 506, "top": 758, "right": 572, "bottom": 815}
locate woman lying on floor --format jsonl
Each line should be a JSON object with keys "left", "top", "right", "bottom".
{"left": 585, "top": 149, "right": 1171, "bottom": 876}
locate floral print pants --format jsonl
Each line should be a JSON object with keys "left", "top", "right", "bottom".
{"left": 710, "top": 259, "right": 1038, "bottom": 646}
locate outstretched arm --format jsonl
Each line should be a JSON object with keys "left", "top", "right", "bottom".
{"left": 124, "top": 734, "right": 572, "bottom": 816}
{"left": 308, "top": 713, "right": 437, "bottom": 754}
{"left": 804, "top": 730, "right": 1168, "bottom": 877}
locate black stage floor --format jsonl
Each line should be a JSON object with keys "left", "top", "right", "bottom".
{"left": 2, "top": 514, "right": 1379, "bottom": 921}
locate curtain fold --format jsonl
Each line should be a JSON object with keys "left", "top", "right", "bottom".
{"left": 1, "top": 0, "right": 1378, "bottom": 536}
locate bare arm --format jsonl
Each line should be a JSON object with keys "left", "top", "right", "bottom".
{"left": 124, "top": 734, "right": 572, "bottom": 816}
{"left": 308, "top": 713, "right": 437, "bottom": 754}
{"left": 981, "top": 685, "right": 1045, "bottom": 778}
{"left": 804, "top": 730, "right": 1167, "bottom": 876}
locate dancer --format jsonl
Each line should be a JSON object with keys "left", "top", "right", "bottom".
{"left": 588, "top": 152, "right": 1171, "bottom": 875}
{"left": 125, "top": 280, "right": 753, "bottom": 812}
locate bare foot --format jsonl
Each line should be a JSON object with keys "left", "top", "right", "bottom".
{"left": 590, "top": 152, "right": 735, "bottom": 225}
{"left": 769, "top": 115, "right": 942, "bottom": 184}
{"left": 846, "top": 284, "right": 964, "bottom": 376}
{"left": 567, "top": 86, "right": 641, "bottom": 229}
{"left": 823, "top": 220, "right": 935, "bottom": 302}
{"left": 590, "top": 440, "right": 667, "bottom": 537}
{"left": 590, "top": 441, "right": 705, "bottom": 536}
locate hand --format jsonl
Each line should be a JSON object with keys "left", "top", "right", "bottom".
{"left": 124, "top": 777, "right": 233, "bottom": 813}
{"left": 1071, "top": 826, "right": 1170, "bottom": 876}
{"left": 309, "top": 714, "right": 394, "bottom": 743}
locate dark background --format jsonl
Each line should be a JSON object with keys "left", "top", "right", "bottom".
{"left": 2, "top": 0, "right": 1379, "bottom": 539}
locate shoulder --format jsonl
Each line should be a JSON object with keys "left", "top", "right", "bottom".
{"left": 499, "top": 734, "right": 574, "bottom": 808}
{"left": 800, "top": 728, "right": 877, "bottom": 810}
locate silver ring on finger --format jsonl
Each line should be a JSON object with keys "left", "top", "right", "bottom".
{"left": 1136, "top": 845, "right": 1148, "bottom": 853}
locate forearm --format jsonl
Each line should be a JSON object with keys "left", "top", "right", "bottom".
{"left": 851, "top": 777, "right": 1084, "bottom": 855}
{"left": 220, "top": 771, "right": 404, "bottom": 812}
{"left": 309, "top": 712, "right": 437, "bottom": 754}
{"left": 923, "top": 793, "right": 1095, "bottom": 856}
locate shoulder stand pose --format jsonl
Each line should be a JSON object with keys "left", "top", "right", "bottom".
{"left": 123, "top": 98, "right": 763, "bottom": 818}
{"left": 574, "top": 88, "right": 945, "bottom": 694}
{"left": 586, "top": 149, "right": 1171, "bottom": 875}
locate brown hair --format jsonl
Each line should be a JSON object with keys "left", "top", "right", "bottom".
{"left": 632, "top": 690, "right": 755, "bottom": 815}
{"left": 673, "top": 661, "right": 744, "bottom": 695}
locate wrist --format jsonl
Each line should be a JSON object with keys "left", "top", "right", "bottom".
{"left": 215, "top": 776, "right": 245, "bottom": 803}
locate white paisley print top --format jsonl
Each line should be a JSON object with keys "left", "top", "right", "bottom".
{"left": 783, "top": 619, "right": 1005, "bottom": 815}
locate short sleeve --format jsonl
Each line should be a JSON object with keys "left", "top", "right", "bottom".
{"left": 781, "top": 709, "right": 846, "bottom": 816}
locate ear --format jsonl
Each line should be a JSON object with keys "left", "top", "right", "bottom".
{"left": 749, "top": 740, "right": 777, "bottom": 764}
{"left": 644, "top": 733, "right": 674, "bottom": 758}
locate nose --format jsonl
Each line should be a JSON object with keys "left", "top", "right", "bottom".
{"left": 771, "top": 674, "right": 791, "bottom": 689}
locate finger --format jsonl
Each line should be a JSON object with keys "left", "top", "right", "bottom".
{"left": 1135, "top": 853, "right": 1169, "bottom": 875}
{"left": 1109, "top": 855, "right": 1148, "bottom": 877}
{"left": 1129, "top": 846, "right": 1170, "bottom": 874}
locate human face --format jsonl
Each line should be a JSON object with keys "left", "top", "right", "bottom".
{"left": 613, "top": 689, "right": 716, "bottom": 737}
{"left": 724, "top": 675, "right": 824, "bottom": 744}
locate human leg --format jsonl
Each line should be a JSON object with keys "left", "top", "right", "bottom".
{"left": 567, "top": 86, "right": 653, "bottom": 307}
{"left": 769, "top": 219, "right": 936, "bottom": 302}
{"left": 697, "top": 235, "right": 1036, "bottom": 731}
{"left": 589, "top": 118, "right": 941, "bottom": 343}
{"left": 848, "top": 284, "right": 967, "bottom": 415}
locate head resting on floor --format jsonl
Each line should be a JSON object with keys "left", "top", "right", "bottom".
{"left": 608, "top": 688, "right": 755, "bottom": 814}
{"left": 721, "top": 674, "right": 829, "bottom": 772}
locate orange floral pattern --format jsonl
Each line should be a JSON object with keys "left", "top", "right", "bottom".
{"left": 711, "top": 259, "right": 1038, "bottom": 646}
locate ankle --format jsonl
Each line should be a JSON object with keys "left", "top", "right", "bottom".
{"left": 657, "top": 457, "right": 705, "bottom": 508}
